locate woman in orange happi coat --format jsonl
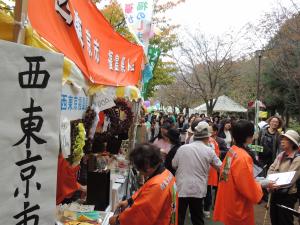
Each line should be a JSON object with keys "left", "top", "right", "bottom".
{"left": 109, "top": 143, "right": 178, "bottom": 225}
{"left": 203, "top": 134, "right": 220, "bottom": 217}
{"left": 208, "top": 137, "right": 220, "bottom": 186}
{"left": 213, "top": 120, "right": 275, "bottom": 225}
{"left": 56, "top": 154, "right": 87, "bottom": 205}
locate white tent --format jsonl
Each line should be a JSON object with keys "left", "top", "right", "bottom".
{"left": 193, "top": 95, "right": 247, "bottom": 113}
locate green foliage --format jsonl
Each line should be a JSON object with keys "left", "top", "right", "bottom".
{"left": 150, "top": 25, "right": 181, "bottom": 56}
{"left": 289, "top": 121, "right": 300, "bottom": 133}
{"left": 100, "top": 2, "right": 136, "bottom": 42}
{"left": 261, "top": 67, "right": 286, "bottom": 114}
{"left": 0, "top": 0, "right": 14, "bottom": 17}
{"left": 261, "top": 14, "right": 300, "bottom": 120}
{"left": 144, "top": 24, "right": 182, "bottom": 98}
{"left": 144, "top": 60, "right": 176, "bottom": 99}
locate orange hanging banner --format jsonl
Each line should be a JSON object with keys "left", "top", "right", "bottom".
{"left": 28, "top": 0, "right": 144, "bottom": 86}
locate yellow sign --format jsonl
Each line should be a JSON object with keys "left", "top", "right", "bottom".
{"left": 259, "top": 111, "right": 268, "bottom": 118}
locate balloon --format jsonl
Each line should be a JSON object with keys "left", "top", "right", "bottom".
{"left": 144, "top": 100, "right": 151, "bottom": 108}
{"left": 147, "top": 106, "right": 154, "bottom": 113}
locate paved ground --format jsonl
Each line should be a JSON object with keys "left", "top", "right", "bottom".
{"left": 185, "top": 203, "right": 272, "bottom": 225}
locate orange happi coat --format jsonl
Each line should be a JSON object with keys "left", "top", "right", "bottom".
{"left": 208, "top": 137, "right": 220, "bottom": 186}
{"left": 56, "top": 154, "right": 81, "bottom": 205}
{"left": 213, "top": 145, "right": 263, "bottom": 225}
{"left": 119, "top": 169, "right": 178, "bottom": 225}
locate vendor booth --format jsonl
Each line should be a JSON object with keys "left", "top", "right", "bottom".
{"left": 191, "top": 95, "right": 248, "bottom": 114}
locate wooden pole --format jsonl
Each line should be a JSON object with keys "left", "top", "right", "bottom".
{"left": 13, "top": 0, "right": 28, "bottom": 44}
{"left": 128, "top": 99, "right": 141, "bottom": 155}
{"left": 263, "top": 193, "right": 271, "bottom": 225}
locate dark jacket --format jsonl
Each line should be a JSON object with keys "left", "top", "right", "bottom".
{"left": 165, "top": 144, "right": 180, "bottom": 176}
{"left": 258, "top": 128, "right": 280, "bottom": 168}
{"left": 216, "top": 136, "right": 228, "bottom": 161}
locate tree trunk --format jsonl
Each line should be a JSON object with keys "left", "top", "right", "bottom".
{"left": 206, "top": 99, "right": 215, "bottom": 116}
{"left": 283, "top": 107, "right": 289, "bottom": 128}
{"left": 207, "top": 107, "right": 213, "bottom": 116}
{"left": 294, "top": 92, "right": 300, "bottom": 123}
{"left": 185, "top": 107, "right": 190, "bottom": 116}
{"left": 285, "top": 110, "right": 290, "bottom": 128}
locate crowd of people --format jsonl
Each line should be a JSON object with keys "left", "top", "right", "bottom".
{"left": 109, "top": 111, "right": 300, "bottom": 225}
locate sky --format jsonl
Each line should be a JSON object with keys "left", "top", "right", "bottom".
{"left": 96, "top": 0, "right": 299, "bottom": 52}
{"left": 4, "top": 0, "right": 298, "bottom": 52}
{"left": 165, "top": 0, "right": 298, "bottom": 50}
{"left": 167, "top": 0, "right": 283, "bottom": 35}
{"left": 3, "top": 0, "right": 297, "bottom": 38}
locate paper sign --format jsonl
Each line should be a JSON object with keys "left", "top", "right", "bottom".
{"left": 60, "top": 117, "right": 71, "bottom": 157}
{"left": 93, "top": 93, "right": 116, "bottom": 112}
{"left": 0, "top": 40, "right": 63, "bottom": 224}
{"left": 253, "top": 164, "right": 263, "bottom": 178}
{"left": 248, "top": 144, "right": 264, "bottom": 153}
{"left": 60, "top": 84, "right": 89, "bottom": 157}
{"left": 61, "top": 83, "right": 90, "bottom": 120}
{"left": 267, "top": 171, "right": 296, "bottom": 187}
{"left": 120, "top": 0, "right": 154, "bottom": 53}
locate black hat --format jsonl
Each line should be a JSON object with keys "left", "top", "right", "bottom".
{"left": 166, "top": 128, "right": 180, "bottom": 144}
{"left": 161, "top": 121, "right": 172, "bottom": 129}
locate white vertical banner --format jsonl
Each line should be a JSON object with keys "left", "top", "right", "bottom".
{"left": 60, "top": 84, "right": 90, "bottom": 157}
{"left": 0, "top": 40, "right": 63, "bottom": 224}
{"left": 120, "top": 0, "right": 154, "bottom": 53}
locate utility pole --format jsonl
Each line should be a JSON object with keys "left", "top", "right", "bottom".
{"left": 255, "top": 50, "right": 263, "bottom": 145}
{"left": 256, "top": 50, "right": 262, "bottom": 104}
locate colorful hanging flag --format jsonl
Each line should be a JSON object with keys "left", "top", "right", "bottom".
{"left": 141, "top": 45, "right": 161, "bottom": 99}
{"left": 119, "top": 0, "right": 154, "bottom": 53}
{"left": 142, "top": 81, "right": 149, "bottom": 99}
{"left": 142, "top": 63, "right": 153, "bottom": 84}
{"left": 148, "top": 45, "right": 161, "bottom": 70}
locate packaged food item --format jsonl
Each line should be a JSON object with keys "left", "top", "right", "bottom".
{"left": 76, "top": 211, "right": 100, "bottom": 221}
{"left": 64, "top": 221, "right": 100, "bottom": 225}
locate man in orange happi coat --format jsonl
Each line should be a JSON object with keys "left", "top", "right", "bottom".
{"left": 109, "top": 143, "right": 178, "bottom": 225}
{"left": 213, "top": 120, "right": 275, "bottom": 225}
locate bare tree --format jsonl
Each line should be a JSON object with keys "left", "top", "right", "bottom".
{"left": 174, "top": 32, "right": 237, "bottom": 115}
{"left": 155, "top": 76, "right": 198, "bottom": 114}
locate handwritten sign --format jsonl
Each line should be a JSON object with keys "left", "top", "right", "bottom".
{"left": 0, "top": 40, "right": 63, "bottom": 224}
{"left": 93, "top": 93, "right": 116, "bottom": 112}
{"left": 60, "top": 117, "right": 71, "bottom": 157}
{"left": 121, "top": 0, "right": 154, "bottom": 53}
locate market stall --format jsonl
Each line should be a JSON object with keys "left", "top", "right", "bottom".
{"left": 191, "top": 95, "right": 248, "bottom": 114}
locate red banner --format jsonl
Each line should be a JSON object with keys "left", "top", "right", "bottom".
{"left": 28, "top": 0, "right": 144, "bottom": 86}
